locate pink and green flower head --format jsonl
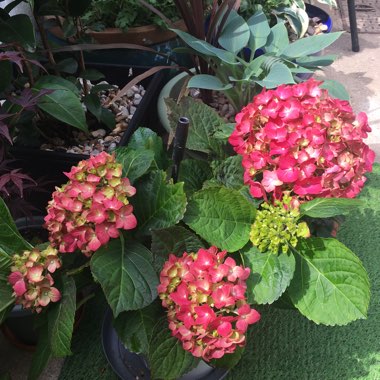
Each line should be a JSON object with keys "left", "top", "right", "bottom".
{"left": 44, "top": 152, "right": 137, "bottom": 255}
{"left": 7, "top": 246, "right": 62, "bottom": 312}
{"left": 229, "top": 78, "right": 375, "bottom": 202}
{"left": 158, "top": 246, "right": 260, "bottom": 361}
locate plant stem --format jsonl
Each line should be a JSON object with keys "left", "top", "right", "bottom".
{"left": 33, "top": 13, "right": 59, "bottom": 75}
{"left": 76, "top": 292, "right": 95, "bottom": 310}
{"left": 66, "top": 261, "right": 90, "bottom": 276}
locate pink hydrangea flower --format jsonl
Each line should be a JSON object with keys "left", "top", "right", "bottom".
{"left": 158, "top": 246, "right": 260, "bottom": 362}
{"left": 44, "top": 152, "right": 137, "bottom": 255}
{"left": 8, "top": 246, "right": 62, "bottom": 313}
{"left": 229, "top": 79, "right": 375, "bottom": 201}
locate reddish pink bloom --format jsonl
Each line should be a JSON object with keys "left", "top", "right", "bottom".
{"left": 158, "top": 246, "right": 260, "bottom": 362}
{"left": 45, "top": 153, "right": 137, "bottom": 255}
{"left": 228, "top": 78, "right": 375, "bottom": 202}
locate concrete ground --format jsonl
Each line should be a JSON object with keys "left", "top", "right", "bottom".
{"left": 1, "top": 2, "right": 380, "bottom": 380}
{"left": 317, "top": 2, "right": 380, "bottom": 159}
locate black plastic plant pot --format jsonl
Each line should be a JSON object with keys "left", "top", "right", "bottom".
{"left": 11, "top": 63, "right": 165, "bottom": 182}
{"left": 101, "top": 309, "right": 229, "bottom": 380}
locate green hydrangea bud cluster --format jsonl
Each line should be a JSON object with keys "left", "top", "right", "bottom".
{"left": 250, "top": 196, "right": 310, "bottom": 254}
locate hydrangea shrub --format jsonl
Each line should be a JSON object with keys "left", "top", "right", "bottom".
{"left": 229, "top": 78, "right": 375, "bottom": 201}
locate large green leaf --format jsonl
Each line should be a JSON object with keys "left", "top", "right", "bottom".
{"left": 0, "top": 14, "right": 35, "bottom": 50}
{"left": 178, "top": 159, "right": 212, "bottom": 196}
{"left": 320, "top": 79, "right": 350, "bottom": 101}
{"left": 166, "top": 97, "right": 226, "bottom": 158}
{"left": 210, "top": 346, "right": 244, "bottom": 369}
{"left": 148, "top": 318, "right": 199, "bottom": 380}
{"left": 116, "top": 148, "right": 155, "bottom": 184}
{"left": 127, "top": 127, "right": 167, "bottom": 170}
{"left": 131, "top": 171, "right": 187, "bottom": 237}
{"left": 91, "top": 238, "right": 158, "bottom": 317}
{"left": 171, "top": 28, "right": 237, "bottom": 65}
{"left": 28, "top": 326, "right": 52, "bottom": 380}
{"left": 0, "top": 280, "right": 14, "bottom": 324}
{"left": 48, "top": 276, "right": 76, "bottom": 357}
{"left": 184, "top": 186, "right": 256, "bottom": 252}
{"left": 265, "top": 22, "right": 289, "bottom": 53}
{"left": 287, "top": 237, "right": 370, "bottom": 326}
{"left": 0, "top": 197, "right": 32, "bottom": 257}
{"left": 151, "top": 226, "right": 204, "bottom": 257}
{"left": 281, "top": 31, "right": 343, "bottom": 58}
{"left": 246, "top": 9, "right": 271, "bottom": 52}
{"left": 34, "top": 76, "right": 81, "bottom": 95}
{"left": 34, "top": 79, "right": 87, "bottom": 132}
{"left": 256, "top": 62, "right": 295, "bottom": 88}
{"left": 244, "top": 246, "right": 295, "bottom": 304}
{"left": 296, "top": 54, "right": 337, "bottom": 68}
{"left": 113, "top": 301, "right": 162, "bottom": 355}
{"left": 188, "top": 75, "right": 233, "bottom": 91}
{"left": 212, "top": 155, "right": 244, "bottom": 189}
{"left": 300, "top": 198, "right": 363, "bottom": 218}
{"left": 219, "top": 10, "right": 250, "bottom": 54}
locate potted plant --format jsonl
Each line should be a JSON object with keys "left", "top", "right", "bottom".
{"left": 0, "top": 0, "right": 165, "bottom": 202}
{"left": 156, "top": 0, "right": 346, "bottom": 132}
{"left": 0, "top": 78, "right": 375, "bottom": 379}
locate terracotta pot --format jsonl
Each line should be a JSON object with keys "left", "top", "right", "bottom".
{"left": 89, "top": 19, "right": 186, "bottom": 46}
{"left": 47, "top": 18, "right": 186, "bottom": 46}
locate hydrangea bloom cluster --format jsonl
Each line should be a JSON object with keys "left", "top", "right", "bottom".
{"left": 8, "top": 246, "right": 61, "bottom": 313}
{"left": 158, "top": 246, "right": 260, "bottom": 361}
{"left": 44, "top": 152, "right": 137, "bottom": 255}
{"left": 250, "top": 195, "right": 310, "bottom": 254}
{"left": 229, "top": 79, "right": 375, "bottom": 201}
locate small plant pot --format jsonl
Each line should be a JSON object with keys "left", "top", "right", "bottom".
{"left": 101, "top": 309, "right": 229, "bottom": 380}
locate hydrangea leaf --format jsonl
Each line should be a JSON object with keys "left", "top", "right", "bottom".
{"left": 151, "top": 226, "right": 204, "bottom": 258}
{"left": 148, "top": 318, "right": 199, "bottom": 380}
{"left": 212, "top": 155, "right": 245, "bottom": 189}
{"left": 116, "top": 148, "right": 155, "bottom": 184}
{"left": 0, "top": 197, "right": 32, "bottom": 258}
{"left": 131, "top": 171, "right": 187, "bottom": 237}
{"left": 127, "top": 127, "right": 168, "bottom": 170}
{"left": 300, "top": 197, "right": 363, "bottom": 218}
{"left": 48, "top": 275, "right": 76, "bottom": 357}
{"left": 178, "top": 159, "right": 212, "bottom": 196}
{"left": 287, "top": 237, "right": 370, "bottom": 326}
{"left": 165, "top": 97, "right": 226, "bottom": 158}
{"left": 113, "top": 301, "right": 162, "bottom": 355}
{"left": 184, "top": 186, "right": 256, "bottom": 252}
{"left": 91, "top": 238, "right": 158, "bottom": 317}
{"left": 243, "top": 245, "right": 296, "bottom": 304}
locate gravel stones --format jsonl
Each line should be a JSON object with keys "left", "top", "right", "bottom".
{"left": 40, "top": 81, "right": 146, "bottom": 155}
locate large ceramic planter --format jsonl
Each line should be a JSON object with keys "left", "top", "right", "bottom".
{"left": 157, "top": 70, "right": 191, "bottom": 134}
{"left": 101, "top": 308, "right": 228, "bottom": 380}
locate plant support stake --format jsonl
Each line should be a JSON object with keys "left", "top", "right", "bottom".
{"left": 171, "top": 117, "right": 189, "bottom": 183}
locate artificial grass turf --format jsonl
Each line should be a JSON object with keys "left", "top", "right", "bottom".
{"left": 59, "top": 164, "right": 380, "bottom": 380}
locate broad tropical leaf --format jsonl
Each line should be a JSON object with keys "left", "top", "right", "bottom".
{"left": 48, "top": 276, "right": 76, "bottom": 357}
{"left": 244, "top": 246, "right": 295, "bottom": 304}
{"left": 151, "top": 226, "right": 204, "bottom": 257}
{"left": 184, "top": 186, "right": 256, "bottom": 252}
{"left": 148, "top": 318, "right": 199, "bottom": 380}
{"left": 300, "top": 198, "right": 363, "bottom": 218}
{"left": 113, "top": 301, "right": 162, "bottom": 355}
{"left": 0, "top": 197, "right": 32, "bottom": 257}
{"left": 91, "top": 238, "right": 158, "bottom": 317}
{"left": 287, "top": 237, "right": 370, "bottom": 326}
{"left": 131, "top": 171, "right": 187, "bottom": 237}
